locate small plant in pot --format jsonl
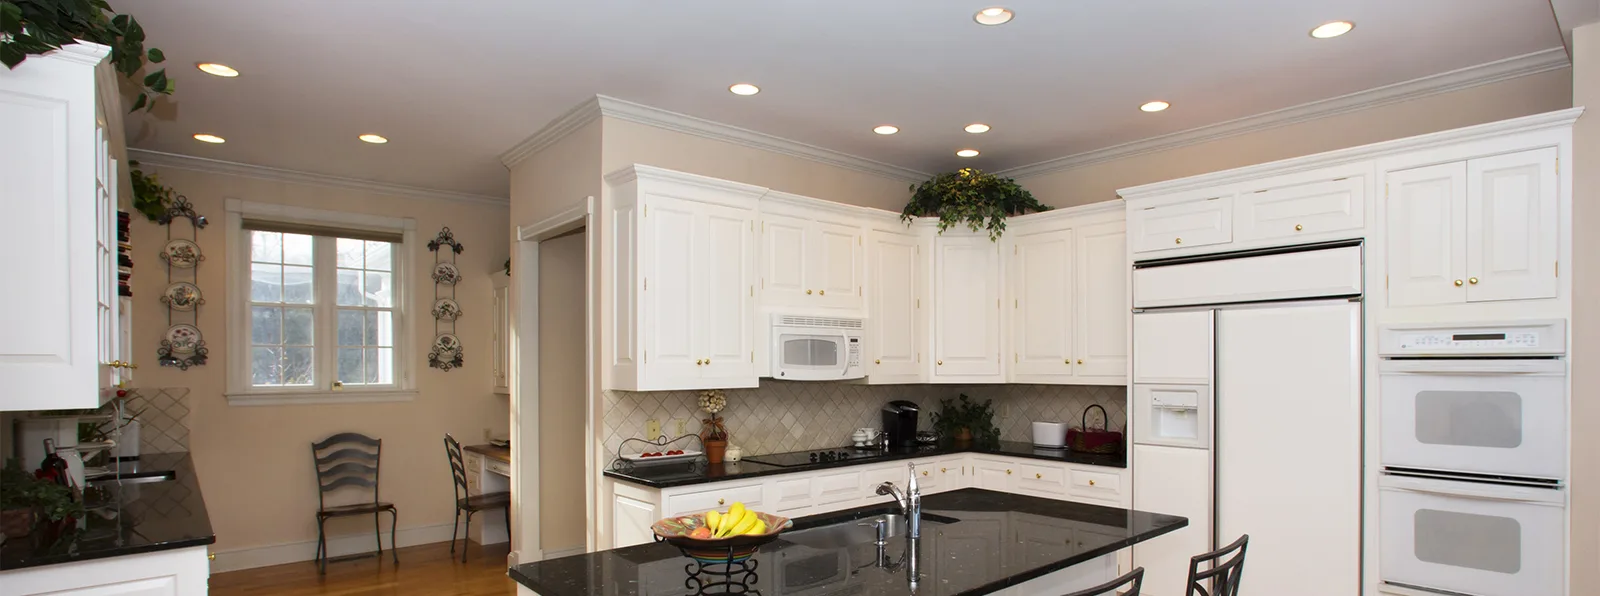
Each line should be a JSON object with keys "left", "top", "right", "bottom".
{"left": 901, "top": 168, "right": 1050, "bottom": 240}
{"left": 932, "top": 394, "right": 1001, "bottom": 446}
{"left": 1, "top": 458, "right": 85, "bottom": 539}
{"left": 699, "top": 390, "right": 730, "bottom": 464}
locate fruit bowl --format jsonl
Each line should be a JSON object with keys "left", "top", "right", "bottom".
{"left": 651, "top": 510, "right": 791, "bottom": 563}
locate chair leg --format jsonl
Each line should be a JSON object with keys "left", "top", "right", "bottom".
{"left": 503, "top": 506, "right": 511, "bottom": 547}
{"left": 374, "top": 511, "right": 383, "bottom": 559}
{"left": 316, "top": 517, "right": 328, "bottom": 575}
{"left": 451, "top": 508, "right": 460, "bottom": 553}
{"left": 462, "top": 510, "right": 474, "bottom": 563}
{"left": 390, "top": 508, "right": 399, "bottom": 564}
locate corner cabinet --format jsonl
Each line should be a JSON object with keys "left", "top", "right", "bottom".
{"left": 0, "top": 43, "right": 131, "bottom": 411}
{"left": 607, "top": 165, "right": 762, "bottom": 391}
{"left": 931, "top": 232, "right": 1004, "bottom": 381}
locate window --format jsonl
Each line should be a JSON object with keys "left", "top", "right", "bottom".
{"left": 226, "top": 199, "right": 416, "bottom": 405}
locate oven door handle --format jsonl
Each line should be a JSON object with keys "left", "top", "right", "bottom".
{"left": 1378, "top": 359, "right": 1565, "bottom": 375}
{"left": 1379, "top": 474, "right": 1564, "bottom": 505}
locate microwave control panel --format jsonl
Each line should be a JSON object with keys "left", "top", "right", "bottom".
{"left": 1379, "top": 320, "right": 1566, "bottom": 356}
{"left": 847, "top": 337, "right": 861, "bottom": 367}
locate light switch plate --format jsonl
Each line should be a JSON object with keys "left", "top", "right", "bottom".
{"left": 674, "top": 419, "right": 687, "bottom": 437}
{"left": 646, "top": 419, "right": 661, "bottom": 440}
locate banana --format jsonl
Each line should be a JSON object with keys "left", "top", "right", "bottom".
{"left": 727, "top": 502, "right": 746, "bottom": 523}
{"left": 746, "top": 519, "right": 767, "bottom": 536}
{"left": 705, "top": 510, "right": 722, "bottom": 535}
{"left": 727, "top": 511, "right": 759, "bottom": 536}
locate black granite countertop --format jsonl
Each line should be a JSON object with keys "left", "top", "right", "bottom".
{"left": 605, "top": 441, "right": 1125, "bottom": 489}
{"left": 510, "top": 488, "right": 1186, "bottom": 596}
{"left": 1, "top": 453, "right": 215, "bottom": 571}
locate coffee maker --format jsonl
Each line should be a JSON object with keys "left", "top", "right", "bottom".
{"left": 881, "top": 401, "right": 921, "bottom": 448}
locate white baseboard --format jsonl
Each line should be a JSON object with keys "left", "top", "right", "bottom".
{"left": 210, "top": 521, "right": 461, "bottom": 573}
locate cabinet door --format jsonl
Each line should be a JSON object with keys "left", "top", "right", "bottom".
{"left": 812, "top": 221, "right": 864, "bottom": 309}
{"left": 613, "top": 493, "right": 659, "bottom": 548}
{"left": 1465, "top": 148, "right": 1559, "bottom": 302}
{"left": 1132, "top": 310, "right": 1213, "bottom": 384}
{"left": 1010, "top": 226, "right": 1074, "bottom": 379}
{"left": 866, "top": 230, "right": 923, "bottom": 382}
{"left": 760, "top": 214, "right": 810, "bottom": 308}
{"left": 971, "top": 459, "right": 1013, "bottom": 491}
{"left": 1235, "top": 176, "right": 1365, "bottom": 242}
{"left": 697, "top": 203, "right": 756, "bottom": 383}
{"left": 933, "top": 235, "right": 1002, "bottom": 377}
{"left": 491, "top": 282, "right": 510, "bottom": 394}
{"left": 641, "top": 196, "right": 702, "bottom": 387}
{"left": 1132, "top": 444, "right": 1213, "bottom": 596}
{"left": 1130, "top": 196, "right": 1233, "bottom": 253}
{"left": 1385, "top": 162, "right": 1467, "bottom": 307}
{"left": 1073, "top": 221, "right": 1128, "bottom": 381}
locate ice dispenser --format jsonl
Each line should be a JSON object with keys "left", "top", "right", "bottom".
{"left": 1134, "top": 384, "right": 1211, "bottom": 449}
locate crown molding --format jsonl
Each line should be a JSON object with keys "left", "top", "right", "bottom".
{"left": 1118, "top": 107, "right": 1583, "bottom": 200}
{"left": 604, "top": 163, "right": 768, "bottom": 198}
{"left": 501, "top": 94, "right": 930, "bottom": 182}
{"left": 998, "top": 48, "right": 1572, "bottom": 181}
{"left": 127, "top": 149, "right": 509, "bottom": 207}
{"left": 41, "top": 41, "right": 112, "bottom": 66}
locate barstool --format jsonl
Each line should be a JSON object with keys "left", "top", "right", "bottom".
{"left": 1065, "top": 567, "right": 1144, "bottom": 596}
{"left": 1187, "top": 534, "right": 1249, "bottom": 596}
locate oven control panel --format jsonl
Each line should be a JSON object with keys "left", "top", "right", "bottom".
{"left": 1379, "top": 320, "right": 1566, "bottom": 356}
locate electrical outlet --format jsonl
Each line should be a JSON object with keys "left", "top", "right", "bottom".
{"left": 646, "top": 419, "right": 661, "bottom": 440}
{"left": 674, "top": 419, "right": 687, "bottom": 437}
{"left": 483, "top": 428, "right": 493, "bottom": 442}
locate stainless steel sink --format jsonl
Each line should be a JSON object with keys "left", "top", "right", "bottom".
{"left": 783, "top": 513, "right": 935, "bottom": 549}
{"left": 87, "top": 470, "right": 177, "bottom": 487}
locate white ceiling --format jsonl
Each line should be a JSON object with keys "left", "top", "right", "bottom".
{"left": 120, "top": 0, "right": 1564, "bottom": 199}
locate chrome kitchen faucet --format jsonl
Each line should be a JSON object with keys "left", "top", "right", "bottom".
{"left": 875, "top": 461, "right": 922, "bottom": 539}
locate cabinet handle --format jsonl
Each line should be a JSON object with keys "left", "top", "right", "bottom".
{"left": 1294, "top": 224, "right": 1304, "bottom": 231}
{"left": 696, "top": 359, "right": 703, "bottom": 365}
{"left": 922, "top": 471, "right": 929, "bottom": 476}
{"left": 1035, "top": 473, "right": 1042, "bottom": 479}
{"left": 875, "top": 359, "right": 881, "bottom": 365}
{"left": 819, "top": 290, "right": 826, "bottom": 296}
{"left": 718, "top": 498, "right": 725, "bottom": 505}
{"left": 208, "top": 553, "right": 216, "bottom": 561}
{"left": 1469, "top": 277, "right": 1479, "bottom": 285}
{"left": 1006, "top": 469, "right": 1012, "bottom": 475}
{"left": 806, "top": 289, "right": 813, "bottom": 295}
{"left": 1089, "top": 479, "right": 1096, "bottom": 486}
{"left": 1077, "top": 359, "right": 1084, "bottom": 365}
{"left": 936, "top": 360, "right": 943, "bottom": 366}
{"left": 941, "top": 468, "right": 947, "bottom": 473}
{"left": 705, "top": 358, "right": 711, "bottom": 365}
{"left": 1454, "top": 279, "right": 1464, "bottom": 287}
{"left": 1174, "top": 237, "right": 1183, "bottom": 245}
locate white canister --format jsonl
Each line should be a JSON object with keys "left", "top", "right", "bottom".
{"left": 1031, "top": 421, "right": 1069, "bottom": 448}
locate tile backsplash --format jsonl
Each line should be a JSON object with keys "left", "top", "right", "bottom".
{"left": 125, "top": 387, "right": 192, "bottom": 453}
{"left": 603, "top": 382, "right": 1125, "bottom": 459}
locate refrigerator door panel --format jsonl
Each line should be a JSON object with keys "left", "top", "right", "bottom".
{"left": 1133, "top": 443, "right": 1213, "bottom": 596}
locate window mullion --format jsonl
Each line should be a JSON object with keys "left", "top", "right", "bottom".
{"left": 315, "top": 236, "right": 338, "bottom": 389}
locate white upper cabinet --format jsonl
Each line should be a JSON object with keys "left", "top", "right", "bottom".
{"left": 1235, "top": 176, "right": 1365, "bottom": 242}
{"left": 1385, "top": 147, "right": 1558, "bottom": 307}
{"left": 1129, "top": 196, "right": 1233, "bottom": 254}
{"left": 758, "top": 193, "right": 865, "bottom": 312}
{"left": 607, "top": 165, "right": 762, "bottom": 391}
{"left": 1073, "top": 220, "right": 1128, "bottom": 382}
{"left": 0, "top": 44, "right": 128, "bottom": 411}
{"left": 1008, "top": 224, "right": 1075, "bottom": 381}
{"left": 933, "top": 233, "right": 1003, "bottom": 380}
{"left": 865, "top": 225, "right": 925, "bottom": 384}
{"left": 1005, "top": 206, "right": 1128, "bottom": 386}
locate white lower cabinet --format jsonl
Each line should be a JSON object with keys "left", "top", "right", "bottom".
{"left": 0, "top": 546, "right": 210, "bottom": 595}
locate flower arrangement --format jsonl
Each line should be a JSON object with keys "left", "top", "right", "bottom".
{"left": 698, "top": 390, "right": 731, "bottom": 463}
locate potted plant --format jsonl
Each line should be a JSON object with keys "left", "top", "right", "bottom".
{"left": 0, "top": 0, "right": 173, "bottom": 112}
{"left": 932, "top": 394, "right": 1001, "bottom": 446}
{"left": 0, "top": 458, "right": 85, "bottom": 540}
{"left": 698, "top": 390, "right": 730, "bottom": 464}
{"left": 900, "top": 168, "right": 1050, "bottom": 240}
{"left": 129, "top": 163, "right": 176, "bottom": 222}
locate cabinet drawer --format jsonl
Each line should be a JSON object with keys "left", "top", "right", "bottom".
{"left": 485, "top": 458, "right": 511, "bottom": 477}
{"left": 1014, "top": 462, "right": 1068, "bottom": 496}
{"left": 1236, "top": 177, "right": 1364, "bottom": 242}
{"left": 814, "top": 470, "right": 863, "bottom": 506}
{"left": 1131, "top": 197, "right": 1233, "bottom": 254}
{"left": 1068, "top": 468, "right": 1122, "bottom": 502}
{"left": 665, "top": 483, "right": 765, "bottom": 517}
{"left": 769, "top": 476, "right": 814, "bottom": 514}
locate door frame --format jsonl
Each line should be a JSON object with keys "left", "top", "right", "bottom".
{"left": 511, "top": 196, "right": 595, "bottom": 564}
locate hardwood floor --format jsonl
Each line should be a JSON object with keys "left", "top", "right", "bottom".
{"left": 210, "top": 541, "right": 520, "bottom": 595}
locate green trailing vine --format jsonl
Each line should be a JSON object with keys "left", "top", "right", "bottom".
{"left": 901, "top": 168, "right": 1050, "bottom": 240}
{"left": 0, "top": 0, "right": 172, "bottom": 112}
{"left": 128, "top": 161, "right": 174, "bottom": 221}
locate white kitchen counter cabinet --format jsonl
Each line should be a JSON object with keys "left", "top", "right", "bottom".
{"left": 0, "top": 546, "right": 210, "bottom": 596}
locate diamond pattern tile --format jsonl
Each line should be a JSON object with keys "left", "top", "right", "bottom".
{"left": 125, "top": 388, "right": 191, "bottom": 454}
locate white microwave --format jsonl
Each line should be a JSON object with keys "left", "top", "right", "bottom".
{"left": 770, "top": 315, "right": 864, "bottom": 381}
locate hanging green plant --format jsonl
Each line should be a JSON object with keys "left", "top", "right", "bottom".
{"left": 129, "top": 161, "right": 175, "bottom": 222}
{"left": 0, "top": 0, "right": 172, "bottom": 112}
{"left": 900, "top": 168, "right": 1049, "bottom": 241}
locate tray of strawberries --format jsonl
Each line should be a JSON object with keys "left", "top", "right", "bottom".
{"left": 621, "top": 448, "right": 701, "bottom": 465}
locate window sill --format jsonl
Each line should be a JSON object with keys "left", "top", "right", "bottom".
{"left": 225, "top": 389, "right": 419, "bottom": 407}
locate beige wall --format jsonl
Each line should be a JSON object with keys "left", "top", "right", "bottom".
{"left": 600, "top": 117, "right": 912, "bottom": 210}
{"left": 537, "top": 229, "right": 587, "bottom": 551}
{"left": 1570, "top": 23, "right": 1599, "bottom": 596}
{"left": 509, "top": 120, "right": 604, "bottom": 230}
{"left": 1015, "top": 69, "right": 1574, "bottom": 207}
{"left": 127, "top": 166, "right": 511, "bottom": 554}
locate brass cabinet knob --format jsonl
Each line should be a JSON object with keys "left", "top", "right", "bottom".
{"left": 1175, "top": 237, "right": 1183, "bottom": 245}
{"left": 1006, "top": 469, "right": 1012, "bottom": 475}
{"left": 936, "top": 360, "right": 943, "bottom": 366}
{"left": 718, "top": 498, "right": 725, "bottom": 505}
{"left": 705, "top": 359, "right": 711, "bottom": 365}
{"left": 208, "top": 553, "right": 216, "bottom": 561}
{"left": 875, "top": 359, "right": 881, "bottom": 365}
{"left": 695, "top": 359, "right": 702, "bottom": 365}
{"left": 922, "top": 471, "right": 929, "bottom": 476}
{"left": 941, "top": 467, "right": 947, "bottom": 473}
{"left": 819, "top": 290, "right": 826, "bottom": 296}
{"left": 1469, "top": 277, "right": 1479, "bottom": 285}
{"left": 806, "top": 289, "right": 813, "bottom": 295}
{"left": 1035, "top": 473, "right": 1042, "bottom": 479}
{"left": 1454, "top": 280, "right": 1464, "bottom": 287}
{"left": 1294, "top": 224, "right": 1304, "bottom": 231}
{"left": 1089, "top": 479, "right": 1097, "bottom": 486}
{"left": 1077, "top": 359, "right": 1084, "bottom": 365}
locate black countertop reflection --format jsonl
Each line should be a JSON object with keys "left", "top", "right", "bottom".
{"left": 1, "top": 453, "right": 215, "bottom": 570}
{"left": 510, "top": 489, "right": 1186, "bottom": 596}
{"left": 605, "top": 441, "right": 1125, "bottom": 489}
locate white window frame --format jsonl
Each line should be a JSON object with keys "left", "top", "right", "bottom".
{"left": 224, "top": 198, "right": 418, "bottom": 405}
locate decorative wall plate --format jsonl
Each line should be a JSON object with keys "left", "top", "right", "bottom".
{"left": 433, "top": 334, "right": 461, "bottom": 354}
{"left": 432, "top": 298, "right": 462, "bottom": 321}
{"left": 428, "top": 333, "right": 464, "bottom": 370}
{"left": 432, "top": 262, "right": 462, "bottom": 286}
{"left": 162, "top": 282, "right": 203, "bottom": 311}
{"left": 160, "top": 239, "right": 202, "bottom": 268}
{"left": 164, "top": 324, "right": 202, "bottom": 355}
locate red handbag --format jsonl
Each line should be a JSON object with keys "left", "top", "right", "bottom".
{"left": 1067, "top": 404, "right": 1124, "bottom": 454}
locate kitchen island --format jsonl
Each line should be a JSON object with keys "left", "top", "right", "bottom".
{"left": 511, "top": 488, "right": 1185, "bottom": 596}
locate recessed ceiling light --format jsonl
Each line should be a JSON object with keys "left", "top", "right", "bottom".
{"left": 964, "top": 123, "right": 991, "bottom": 134}
{"left": 956, "top": 149, "right": 980, "bottom": 157}
{"left": 192, "top": 133, "right": 226, "bottom": 144}
{"left": 358, "top": 134, "right": 389, "bottom": 144}
{"left": 1140, "top": 101, "right": 1171, "bottom": 113}
{"left": 196, "top": 62, "right": 239, "bottom": 77}
{"left": 729, "top": 83, "right": 760, "bottom": 96}
{"left": 1310, "top": 21, "right": 1354, "bottom": 39}
{"left": 974, "top": 7, "right": 1014, "bottom": 25}
{"left": 873, "top": 125, "right": 899, "bottom": 135}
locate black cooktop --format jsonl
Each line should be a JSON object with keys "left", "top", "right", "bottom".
{"left": 743, "top": 446, "right": 895, "bottom": 467}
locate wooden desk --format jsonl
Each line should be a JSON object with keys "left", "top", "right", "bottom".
{"left": 462, "top": 444, "right": 511, "bottom": 545}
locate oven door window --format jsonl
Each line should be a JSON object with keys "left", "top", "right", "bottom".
{"left": 782, "top": 335, "right": 840, "bottom": 368}
{"left": 1413, "top": 509, "right": 1522, "bottom": 573}
{"left": 1415, "top": 390, "right": 1522, "bottom": 448}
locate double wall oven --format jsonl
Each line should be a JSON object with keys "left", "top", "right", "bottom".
{"left": 1377, "top": 320, "right": 1567, "bottom": 596}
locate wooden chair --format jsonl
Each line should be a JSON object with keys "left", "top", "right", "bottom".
{"left": 1187, "top": 534, "right": 1249, "bottom": 596}
{"left": 1065, "top": 567, "right": 1144, "bottom": 596}
{"left": 445, "top": 433, "right": 511, "bottom": 563}
{"left": 312, "top": 432, "right": 398, "bottom": 574}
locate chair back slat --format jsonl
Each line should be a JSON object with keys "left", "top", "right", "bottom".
{"left": 1187, "top": 534, "right": 1249, "bottom": 596}
{"left": 320, "top": 474, "right": 380, "bottom": 492}
{"left": 318, "top": 461, "right": 380, "bottom": 483}
{"left": 312, "top": 432, "right": 384, "bottom": 509}
{"left": 314, "top": 432, "right": 381, "bottom": 451}
{"left": 444, "top": 434, "right": 470, "bottom": 502}
{"left": 1066, "top": 566, "right": 1144, "bottom": 596}
{"left": 315, "top": 447, "right": 380, "bottom": 467}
